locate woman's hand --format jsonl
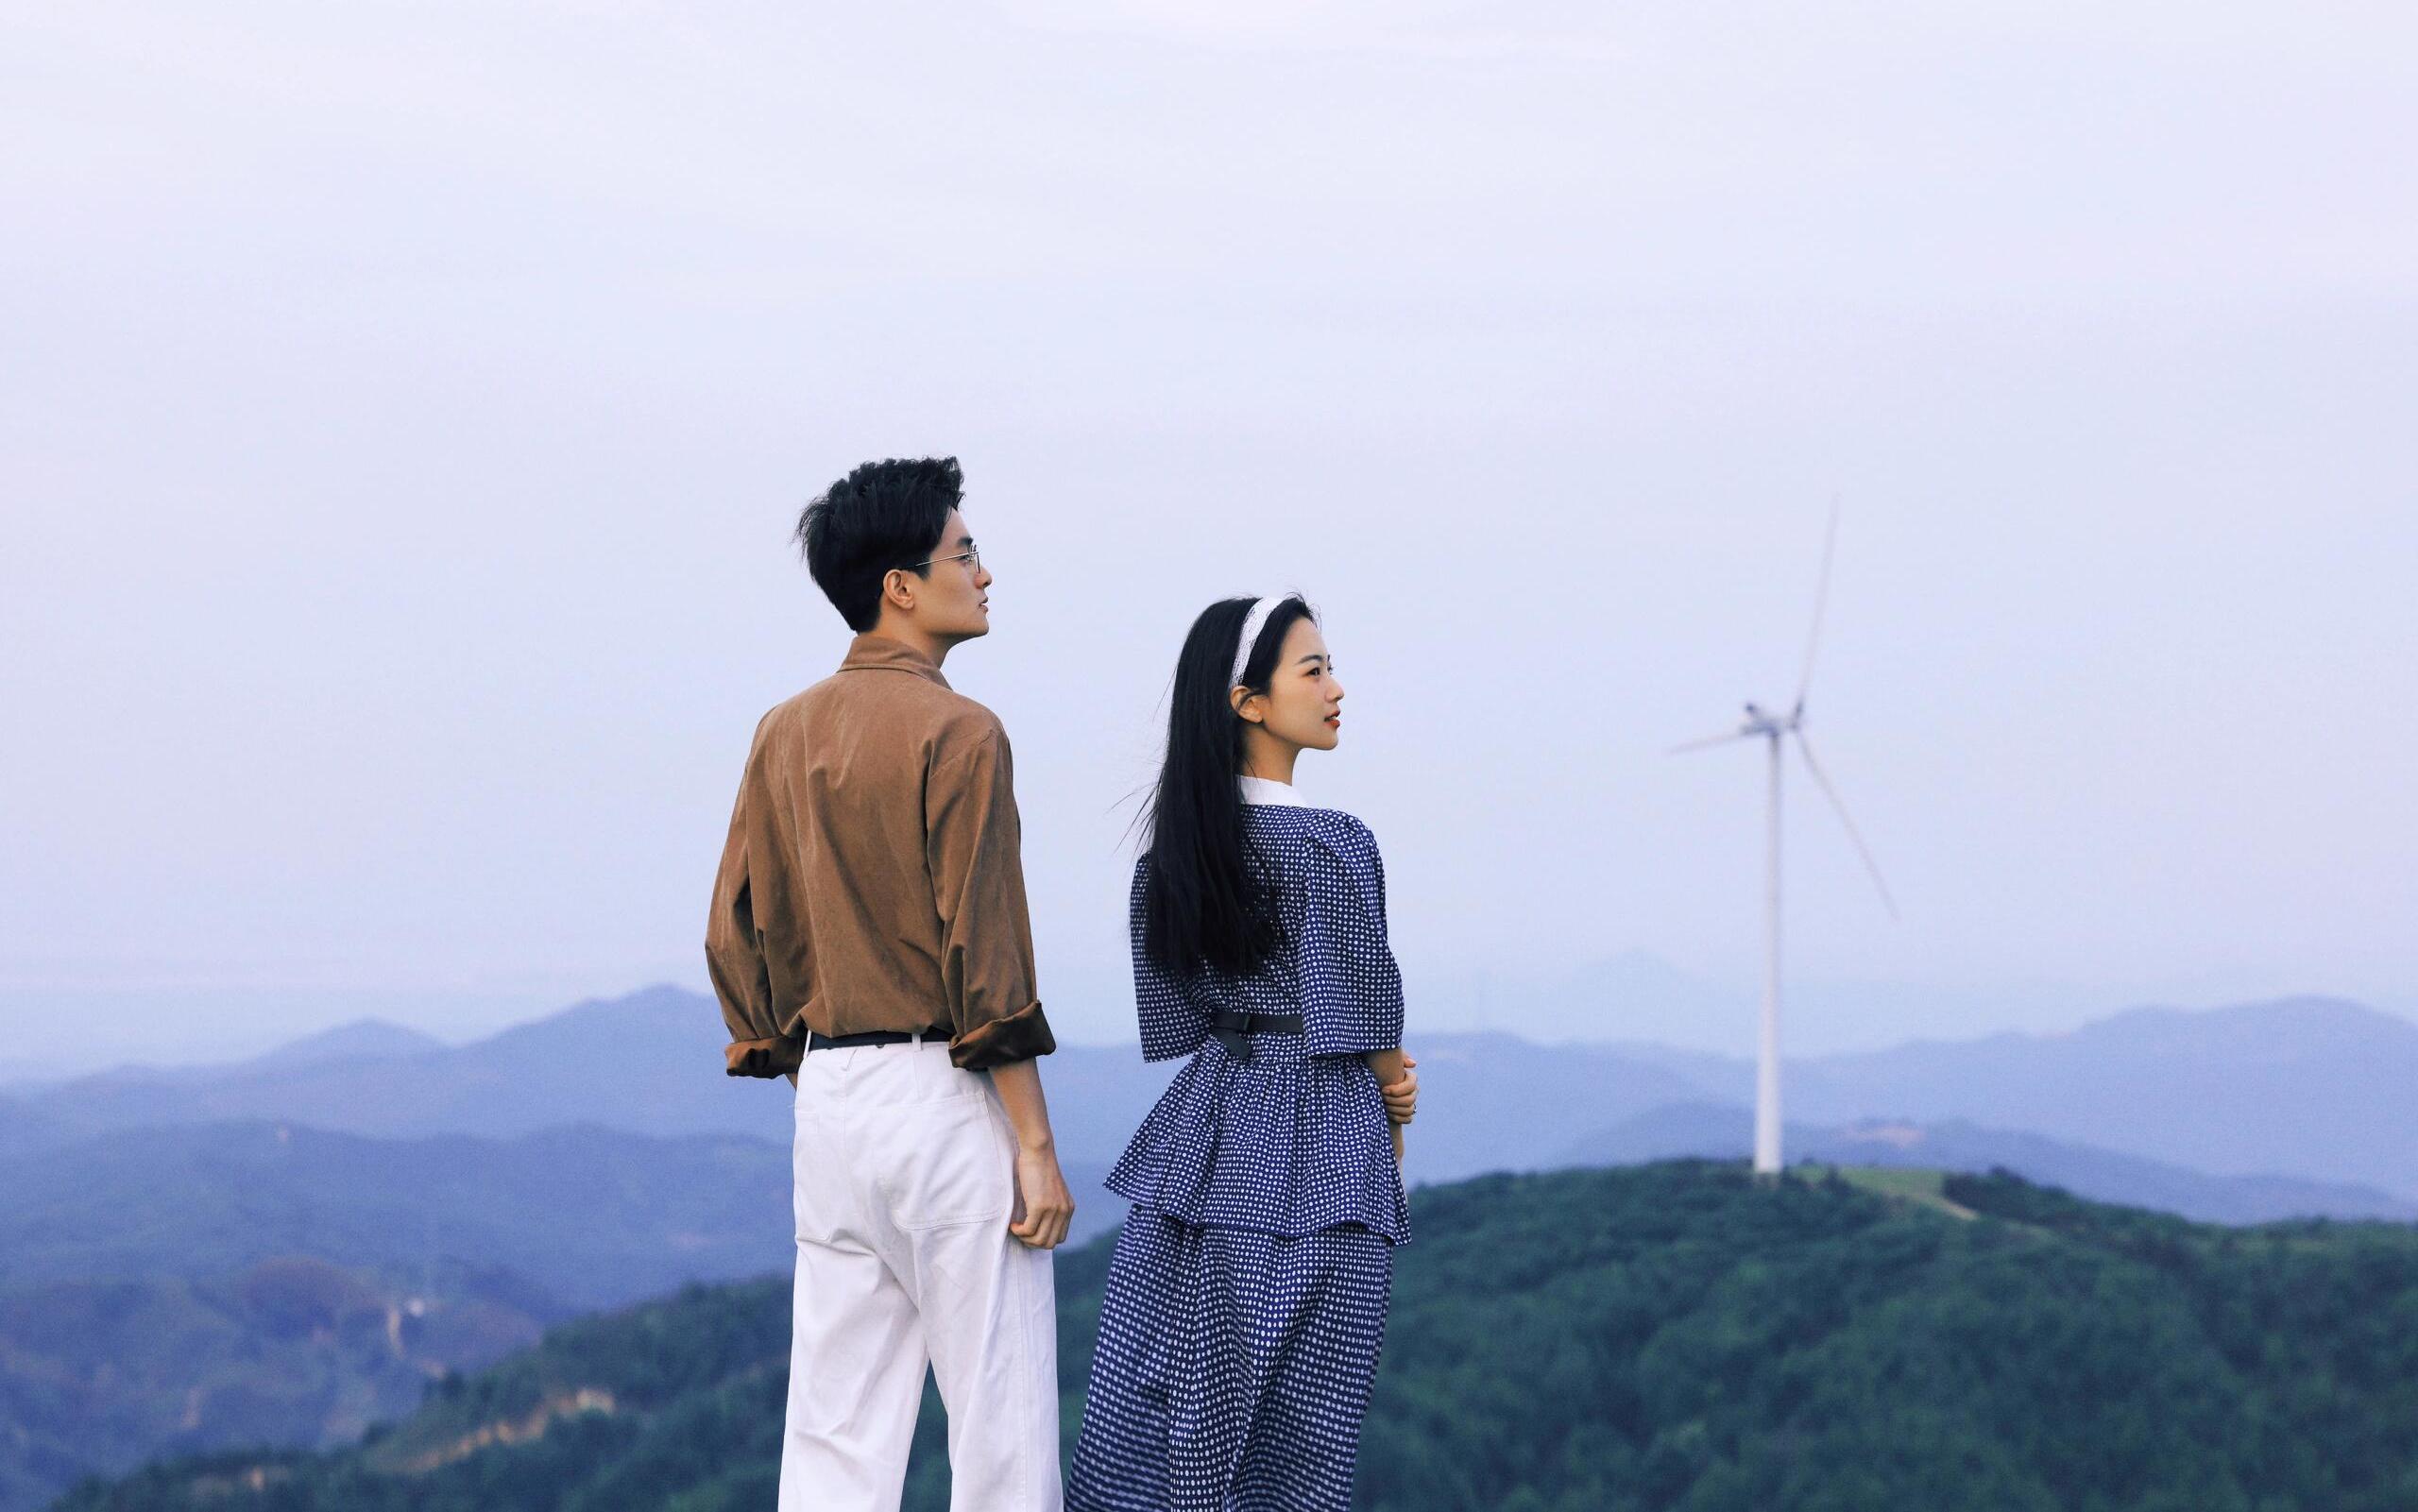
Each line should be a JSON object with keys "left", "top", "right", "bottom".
{"left": 1380, "top": 1052, "right": 1418, "bottom": 1126}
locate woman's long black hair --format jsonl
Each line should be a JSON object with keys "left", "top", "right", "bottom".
{"left": 1139, "top": 594, "right": 1317, "bottom": 979}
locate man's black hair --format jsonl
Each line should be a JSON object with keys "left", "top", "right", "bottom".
{"left": 794, "top": 457, "right": 962, "bottom": 632}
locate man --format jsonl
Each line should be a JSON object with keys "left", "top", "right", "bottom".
{"left": 707, "top": 455, "right": 1073, "bottom": 1511}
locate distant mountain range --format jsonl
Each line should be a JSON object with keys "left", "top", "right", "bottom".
{"left": 1346, "top": 997, "right": 2418, "bottom": 1209}
{"left": 1552, "top": 1101, "right": 2418, "bottom": 1224}
{"left": 8, "top": 986, "right": 794, "bottom": 1147}
{"left": 51, "top": 1161, "right": 2418, "bottom": 1512}
{"left": 246, "top": 1018, "right": 451, "bottom": 1071}
{"left": 7, "top": 984, "right": 2416, "bottom": 1512}
{"left": 0, "top": 1116, "right": 1129, "bottom": 1302}
{"left": 18, "top": 984, "right": 2418, "bottom": 1200}
{"left": 1626, "top": 994, "right": 2418, "bottom": 1199}
{"left": 1, "top": 1120, "right": 789, "bottom": 1306}
{"left": 0, "top": 1111, "right": 1120, "bottom": 1512}
{"left": 0, "top": 1120, "right": 775, "bottom": 1512}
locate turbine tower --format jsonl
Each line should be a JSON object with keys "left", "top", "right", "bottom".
{"left": 1673, "top": 501, "right": 1898, "bottom": 1178}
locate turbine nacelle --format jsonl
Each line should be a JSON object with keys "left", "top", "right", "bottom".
{"left": 1739, "top": 701, "right": 1800, "bottom": 739}
{"left": 1674, "top": 701, "right": 1800, "bottom": 750}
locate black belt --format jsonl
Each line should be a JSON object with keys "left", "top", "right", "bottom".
{"left": 806, "top": 1023, "right": 951, "bottom": 1050}
{"left": 1207, "top": 1010, "right": 1304, "bottom": 1062}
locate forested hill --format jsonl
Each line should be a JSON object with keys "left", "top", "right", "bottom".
{"left": 55, "top": 1161, "right": 2418, "bottom": 1512}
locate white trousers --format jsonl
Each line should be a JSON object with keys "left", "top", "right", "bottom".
{"left": 780, "top": 1036, "right": 1063, "bottom": 1512}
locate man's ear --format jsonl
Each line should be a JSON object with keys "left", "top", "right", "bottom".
{"left": 881, "top": 568, "right": 917, "bottom": 615}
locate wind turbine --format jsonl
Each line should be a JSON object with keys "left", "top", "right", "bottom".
{"left": 1673, "top": 501, "right": 1898, "bottom": 1179}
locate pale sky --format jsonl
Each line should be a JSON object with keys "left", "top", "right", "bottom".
{"left": 5, "top": 2, "right": 2414, "bottom": 1078}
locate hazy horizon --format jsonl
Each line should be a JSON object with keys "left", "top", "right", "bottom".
{"left": 6, "top": 960, "right": 2413, "bottom": 1088}
{"left": 7, "top": 5, "right": 2413, "bottom": 1079}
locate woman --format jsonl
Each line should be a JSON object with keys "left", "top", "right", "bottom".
{"left": 1067, "top": 594, "right": 1418, "bottom": 1512}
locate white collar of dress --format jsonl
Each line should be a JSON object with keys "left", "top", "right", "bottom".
{"left": 1237, "top": 775, "right": 1306, "bottom": 807}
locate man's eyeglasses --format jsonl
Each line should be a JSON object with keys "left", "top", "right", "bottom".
{"left": 911, "top": 546, "right": 981, "bottom": 572}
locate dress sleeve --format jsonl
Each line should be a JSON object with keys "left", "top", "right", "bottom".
{"left": 707, "top": 723, "right": 798, "bottom": 1079}
{"left": 1295, "top": 820, "right": 1405, "bottom": 1058}
{"left": 1130, "top": 855, "right": 1210, "bottom": 1062}
{"left": 925, "top": 726, "right": 1057, "bottom": 1070}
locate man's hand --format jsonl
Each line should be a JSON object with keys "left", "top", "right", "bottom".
{"left": 1009, "top": 1143, "right": 1074, "bottom": 1249}
{"left": 989, "top": 1057, "right": 1072, "bottom": 1249}
{"left": 1380, "top": 1052, "right": 1418, "bottom": 1125}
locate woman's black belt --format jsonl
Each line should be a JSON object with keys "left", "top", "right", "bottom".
{"left": 806, "top": 1023, "right": 952, "bottom": 1050}
{"left": 1206, "top": 1009, "right": 1305, "bottom": 1062}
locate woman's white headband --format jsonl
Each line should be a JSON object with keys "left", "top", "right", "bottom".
{"left": 1230, "top": 596, "right": 1284, "bottom": 688}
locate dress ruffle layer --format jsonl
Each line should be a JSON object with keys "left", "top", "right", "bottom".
{"left": 1104, "top": 1036, "right": 1409, "bottom": 1244}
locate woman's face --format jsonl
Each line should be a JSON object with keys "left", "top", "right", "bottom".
{"left": 1235, "top": 616, "right": 1346, "bottom": 751}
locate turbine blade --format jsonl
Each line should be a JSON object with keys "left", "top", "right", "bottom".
{"left": 1792, "top": 730, "right": 1899, "bottom": 918}
{"left": 1795, "top": 497, "right": 1841, "bottom": 710}
{"left": 1669, "top": 727, "right": 1754, "bottom": 755}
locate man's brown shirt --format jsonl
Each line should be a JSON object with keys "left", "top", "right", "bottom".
{"left": 707, "top": 632, "right": 1056, "bottom": 1076}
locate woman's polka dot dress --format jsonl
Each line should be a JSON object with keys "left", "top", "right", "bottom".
{"left": 1068, "top": 800, "right": 1408, "bottom": 1511}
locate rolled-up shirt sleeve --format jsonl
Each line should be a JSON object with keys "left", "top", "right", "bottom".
{"left": 707, "top": 732, "right": 800, "bottom": 1079}
{"left": 925, "top": 726, "right": 1057, "bottom": 1070}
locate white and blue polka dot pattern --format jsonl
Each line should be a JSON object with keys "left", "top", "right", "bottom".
{"left": 1107, "top": 806, "right": 1410, "bottom": 1242}
{"left": 1131, "top": 807, "right": 1405, "bottom": 1063}
{"left": 1067, "top": 1211, "right": 1392, "bottom": 1512}
{"left": 1074, "top": 806, "right": 1406, "bottom": 1508}
{"left": 1103, "top": 1026, "right": 1408, "bottom": 1241}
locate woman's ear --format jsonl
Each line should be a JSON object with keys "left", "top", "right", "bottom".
{"left": 1228, "top": 685, "right": 1263, "bottom": 724}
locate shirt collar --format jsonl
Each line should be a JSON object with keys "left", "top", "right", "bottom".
{"left": 1238, "top": 774, "right": 1305, "bottom": 807}
{"left": 837, "top": 632, "right": 952, "bottom": 689}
